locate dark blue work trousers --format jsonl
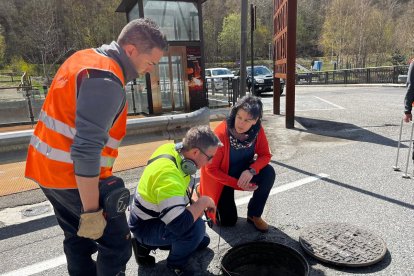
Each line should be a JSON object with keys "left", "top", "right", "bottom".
{"left": 41, "top": 187, "right": 132, "bottom": 276}
{"left": 217, "top": 164, "right": 276, "bottom": 226}
{"left": 129, "top": 213, "right": 206, "bottom": 268}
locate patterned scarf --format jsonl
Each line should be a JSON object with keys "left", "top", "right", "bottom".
{"left": 228, "top": 123, "right": 260, "bottom": 150}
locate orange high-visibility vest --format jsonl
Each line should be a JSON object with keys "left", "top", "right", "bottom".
{"left": 25, "top": 49, "right": 127, "bottom": 189}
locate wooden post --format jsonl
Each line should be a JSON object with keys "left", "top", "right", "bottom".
{"left": 273, "top": 0, "right": 297, "bottom": 129}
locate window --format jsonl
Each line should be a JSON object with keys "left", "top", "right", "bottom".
{"left": 142, "top": 1, "right": 200, "bottom": 41}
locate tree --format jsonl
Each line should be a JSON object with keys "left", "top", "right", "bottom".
{"left": 19, "top": 0, "right": 68, "bottom": 81}
{"left": 0, "top": 1, "right": 19, "bottom": 63}
{"left": 64, "top": 0, "right": 125, "bottom": 49}
{"left": 252, "top": 21, "right": 271, "bottom": 59}
{"left": 320, "top": 0, "right": 354, "bottom": 68}
{"left": 393, "top": 0, "right": 414, "bottom": 59}
{"left": 203, "top": 19, "right": 217, "bottom": 62}
{"left": 296, "top": 0, "right": 326, "bottom": 57}
{"left": 203, "top": 0, "right": 235, "bottom": 63}
{"left": 0, "top": 27, "right": 5, "bottom": 67}
{"left": 218, "top": 13, "right": 241, "bottom": 61}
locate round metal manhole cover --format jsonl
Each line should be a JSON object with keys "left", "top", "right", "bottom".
{"left": 299, "top": 223, "right": 387, "bottom": 267}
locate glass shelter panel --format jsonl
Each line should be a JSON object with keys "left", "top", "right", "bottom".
{"left": 158, "top": 56, "right": 172, "bottom": 110}
{"left": 142, "top": 0, "right": 199, "bottom": 41}
{"left": 127, "top": 3, "right": 140, "bottom": 21}
{"left": 171, "top": 55, "right": 185, "bottom": 110}
{"left": 157, "top": 54, "right": 186, "bottom": 111}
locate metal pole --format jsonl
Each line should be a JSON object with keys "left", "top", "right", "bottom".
{"left": 25, "top": 87, "right": 35, "bottom": 126}
{"left": 402, "top": 121, "right": 414, "bottom": 178}
{"left": 250, "top": 3, "right": 255, "bottom": 96}
{"left": 393, "top": 118, "right": 404, "bottom": 171}
{"left": 131, "top": 79, "right": 137, "bottom": 115}
{"left": 240, "top": 0, "right": 248, "bottom": 97}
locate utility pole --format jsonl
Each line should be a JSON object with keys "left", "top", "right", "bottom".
{"left": 240, "top": 0, "right": 248, "bottom": 97}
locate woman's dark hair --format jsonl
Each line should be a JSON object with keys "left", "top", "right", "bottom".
{"left": 227, "top": 95, "right": 263, "bottom": 129}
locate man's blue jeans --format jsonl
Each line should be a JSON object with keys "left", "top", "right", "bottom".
{"left": 129, "top": 214, "right": 206, "bottom": 267}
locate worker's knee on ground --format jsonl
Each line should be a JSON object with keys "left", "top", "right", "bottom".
{"left": 185, "top": 218, "right": 206, "bottom": 246}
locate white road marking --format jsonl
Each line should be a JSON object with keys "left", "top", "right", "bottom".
{"left": 0, "top": 173, "right": 328, "bottom": 275}
{"left": 0, "top": 201, "right": 54, "bottom": 226}
{"left": 313, "top": 96, "right": 345, "bottom": 109}
{"left": 295, "top": 108, "right": 344, "bottom": 112}
{"left": 235, "top": 173, "right": 328, "bottom": 206}
{"left": 1, "top": 255, "right": 66, "bottom": 276}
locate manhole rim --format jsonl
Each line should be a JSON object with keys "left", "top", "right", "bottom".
{"left": 220, "top": 241, "right": 309, "bottom": 276}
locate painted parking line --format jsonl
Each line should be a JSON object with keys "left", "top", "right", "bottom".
{"left": 313, "top": 96, "right": 345, "bottom": 109}
{"left": 0, "top": 173, "right": 328, "bottom": 276}
{"left": 235, "top": 173, "right": 328, "bottom": 206}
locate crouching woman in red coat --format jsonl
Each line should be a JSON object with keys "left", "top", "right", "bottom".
{"left": 199, "top": 95, "right": 275, "bottom": 232}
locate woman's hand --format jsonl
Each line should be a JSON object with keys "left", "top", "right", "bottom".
{"left": 237, "top": 170, "right": 257, "bottom": 191}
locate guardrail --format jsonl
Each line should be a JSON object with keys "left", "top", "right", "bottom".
{"left": 296, "top": 65, "right": 409, "bottom": 85}
{"left": 0, "top": 107, "right": 210, "bottom": 154}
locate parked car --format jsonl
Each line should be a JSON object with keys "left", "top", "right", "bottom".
{"left": 234, "top": 65, "right": 285, "bottom": 96}
{"left": 247, "top": 65, "right": 284, "bottom": 96}
{"left": 205, "top": 68, "right": 234, "bottom": 91}
{"left": 398, "top": 74, "right": 408, "bottom": 84}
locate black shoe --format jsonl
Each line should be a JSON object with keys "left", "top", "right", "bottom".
{"left": 167, "top": 263, "right": 195, "bottom": 276}
{"left": 131, "top": 238, "right": 156, "bottom": 267}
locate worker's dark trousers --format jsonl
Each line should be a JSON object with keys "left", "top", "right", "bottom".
{"left": 41, "top": 187, "right": 132, "bottom": 276}
{"left": 217, "top": 164, "right": 276, "bottom": 226}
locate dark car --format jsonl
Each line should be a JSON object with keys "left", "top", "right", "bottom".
{"left": 246, "top": 65, "right": 284, "bottom": 96}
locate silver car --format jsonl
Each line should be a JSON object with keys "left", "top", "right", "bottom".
{"left": 205, "top": 68, "right": 234, "bottom": 91}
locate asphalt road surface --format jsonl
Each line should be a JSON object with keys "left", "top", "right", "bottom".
{"left": 0, "top": 85, "right": 413, "bottom": 275}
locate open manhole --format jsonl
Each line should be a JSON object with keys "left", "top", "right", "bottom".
{"left": 221, "top": 241, "right": 309, "bottom": 276}
{"left": 299, "top": 223, "right": 387, "bottom": 267}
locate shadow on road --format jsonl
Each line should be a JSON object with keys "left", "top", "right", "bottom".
{"left": 295, "top": 117, "right": 402, "bottom": 148}
{"left": 0, "top": 215, "right": 57, "bottom": 240}
{"left": 271, "top": 160, "right": 414, "bottom": 211}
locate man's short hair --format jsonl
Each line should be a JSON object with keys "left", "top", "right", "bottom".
{"left": 117, "top": 18, "right": 168, "bottom": 53}
{"left": 182, "top": 125, "right": 221, "bottom": 152}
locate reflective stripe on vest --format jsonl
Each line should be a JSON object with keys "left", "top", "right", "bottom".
{"left": 133, "top": 192, "right": 188, "bottom": 224}
{"left": 38, "top": 110, "right": 122, "bottom": 150}
{"left": 30, "top": 135, "right": 115, "bottom": 168}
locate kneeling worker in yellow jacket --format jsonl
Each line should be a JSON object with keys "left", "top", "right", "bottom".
{"left": 129, "top": 125, "right": 221, "bottom": 276}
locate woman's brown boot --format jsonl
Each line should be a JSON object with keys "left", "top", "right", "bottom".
{"left": 247, "top": 216, "right": 269, "bottom": 233}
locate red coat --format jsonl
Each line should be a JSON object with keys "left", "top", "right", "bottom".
{"left": 200, "top": 120, "right": 272, "bottom": 221}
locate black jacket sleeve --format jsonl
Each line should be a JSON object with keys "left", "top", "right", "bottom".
{"left": 404, "top": 62, "right": 414, "bottom": 114}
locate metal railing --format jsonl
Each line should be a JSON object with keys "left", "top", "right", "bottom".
{"left": 206, "top": 77, "right": 241, "bottom": 108}
{"left": 295, "top": 65, "right": 409, "bottom": 85}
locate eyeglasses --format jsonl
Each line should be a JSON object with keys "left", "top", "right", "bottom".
{"left": 197, "top": 147, "right": 214, "bottom": 161}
